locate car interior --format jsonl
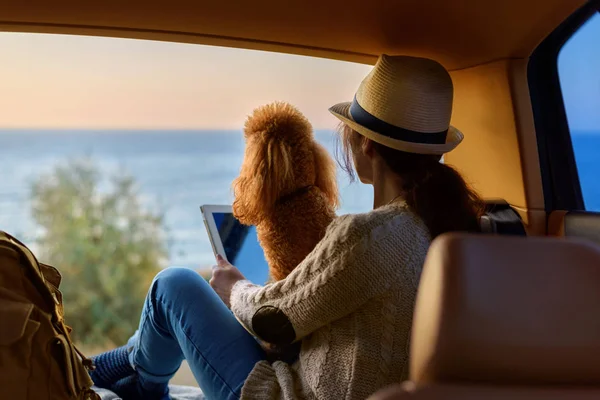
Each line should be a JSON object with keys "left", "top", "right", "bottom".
{"left": 2, "top": 0, "right": 600, "bottom": 398}
{"left": 371, "top": 233, "right": 600, "bottom": 399}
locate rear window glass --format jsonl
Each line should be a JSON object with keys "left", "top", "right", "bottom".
{"left": 0, "top": 33, "right": 373, "bottom": 350}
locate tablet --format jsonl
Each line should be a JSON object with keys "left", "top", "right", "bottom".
{"left": 200, "top": 205, "right": 270, "bottom": 284}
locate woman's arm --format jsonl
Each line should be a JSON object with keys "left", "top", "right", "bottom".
{"left": 230, "top": 212, "right": 424, "bottom": 344}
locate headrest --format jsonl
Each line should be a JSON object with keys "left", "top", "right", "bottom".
{"left": 411, "top": 233, "right": 600, "bottom": 386}
{"left": 548, "top": 210, "right": 600, "bottom": 245}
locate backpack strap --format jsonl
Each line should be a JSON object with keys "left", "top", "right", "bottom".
{"left": 0, "top": 231, "right": 99, "bottom": 399}
{"left": 482, "top": 200, "right": 527, "bottom": 236}
{"left": 0, "top": 232, "right": 59, "bottom": 317}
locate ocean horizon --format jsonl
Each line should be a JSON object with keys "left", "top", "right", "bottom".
{"left": 1, "top": 129, "right": 598, "bottom": 278}
{"left": 0, "top": 129, "right": 374, "bottom": 278}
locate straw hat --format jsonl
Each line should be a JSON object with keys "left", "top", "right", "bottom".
{"left": 329, "top": 54, "right": 463, "bottom": 155}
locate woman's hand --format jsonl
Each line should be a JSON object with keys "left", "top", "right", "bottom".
{"left": 209, "top": 255, "right": 246, "bottom": 308}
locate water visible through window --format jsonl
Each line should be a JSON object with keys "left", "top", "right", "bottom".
{"left": 0, "top": 33, "right": 372, "bottom": 351}
{"left": 558, "top": 12, "right": 600, "bottom": 210}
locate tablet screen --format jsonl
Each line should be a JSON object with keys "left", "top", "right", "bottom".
{"left": 212, "top": 212, "right": 269, "bottom": 284}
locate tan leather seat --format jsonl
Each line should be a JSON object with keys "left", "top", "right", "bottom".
{"left": 368, "top": 233, "right": 600, "bottom": 399}
{"left": 548, "top": 210, "right": 600, "bottom": 245}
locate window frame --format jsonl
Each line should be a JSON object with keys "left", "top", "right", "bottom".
{"left": 528, "top": 0, "right": 600, "bottom": 212}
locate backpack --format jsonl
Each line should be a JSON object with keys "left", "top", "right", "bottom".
{"left": 0, "top": 231, "right": 100, "bottom": 400}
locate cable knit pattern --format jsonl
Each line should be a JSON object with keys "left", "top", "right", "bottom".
{"left": 377, "top": 296, "right": 396, "bottom": 389}
{"left": 230, "top": 203, "right": 431, "bottom": 400}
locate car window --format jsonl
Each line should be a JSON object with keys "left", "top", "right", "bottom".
{"left": 558, "top": 12, "right": 600, "bottom": 211}
{"left": 0, "top": 33, "right": 372, "bottom": 348}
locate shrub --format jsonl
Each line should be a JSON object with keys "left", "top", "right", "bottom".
{"left": 31, "top": 158, "right": 168, "bottom": 347}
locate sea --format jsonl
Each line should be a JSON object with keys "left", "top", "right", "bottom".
{"left": 0, "top": 130, "right": 374, "bottom": 276}
{"left": 0, "top": 130, "right": 598, "bottom": 276}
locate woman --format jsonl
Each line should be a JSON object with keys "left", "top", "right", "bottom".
{"left": 90, "top": 54, "right": 484, "bottom": 400}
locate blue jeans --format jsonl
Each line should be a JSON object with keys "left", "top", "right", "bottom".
{"left": 127, "top": 267, "right": 266, "bottom": 400}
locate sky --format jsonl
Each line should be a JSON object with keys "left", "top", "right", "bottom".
{"left": 0, "top": 33, "right": 371, "bottom": 130}
{"left": 0, "top": 12, "right": 598, "bottom": 132}
{"left": 558, "top": 12, "right": 600, "bottom": 133}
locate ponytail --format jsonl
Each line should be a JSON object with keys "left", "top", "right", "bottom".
{"left": 338, "top": 126, "right": 484, "bottom": 238}
{"left": 400, "top": 158, "right": 484, "bottom": 238}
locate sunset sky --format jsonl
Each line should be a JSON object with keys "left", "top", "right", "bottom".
{"left": 0, "top": 33, "right": 370, "bottom": 130}
{"left": 0, "top": 12, "right": 598, "bottom": 132}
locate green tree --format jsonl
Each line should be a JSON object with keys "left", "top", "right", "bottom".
{"left": 31, "top": 158, "right": 168, "bottom": 347}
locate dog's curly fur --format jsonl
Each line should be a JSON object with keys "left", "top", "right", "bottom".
{"left": 233, "top": 102, "right": 339, "bottom": 282}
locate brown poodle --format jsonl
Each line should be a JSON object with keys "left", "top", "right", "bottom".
{"left": 233, "top": 102, "right": 339, "bottom": 283}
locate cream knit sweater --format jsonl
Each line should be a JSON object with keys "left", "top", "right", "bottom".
{"left": 230, "top": 203, "right": 431, "bottom": 400}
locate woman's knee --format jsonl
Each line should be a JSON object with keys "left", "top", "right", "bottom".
{"left": 148, "top": 267, "right": 231, "bottom": 330}
{"left": 151, "top": 267, "right": 209, "bottom": 301}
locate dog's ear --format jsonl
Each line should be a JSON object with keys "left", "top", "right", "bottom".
{"left": 233, "top": 103, "right": 299, "bottom": 224}
{"left": 312, "top": 142, "right": 339, "bottom": 209}
{"left": 232, "top": 139, "right": 263, "bottom": 224}
{"left": 233, "top": 137, "right": 294, "bottom": 224}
